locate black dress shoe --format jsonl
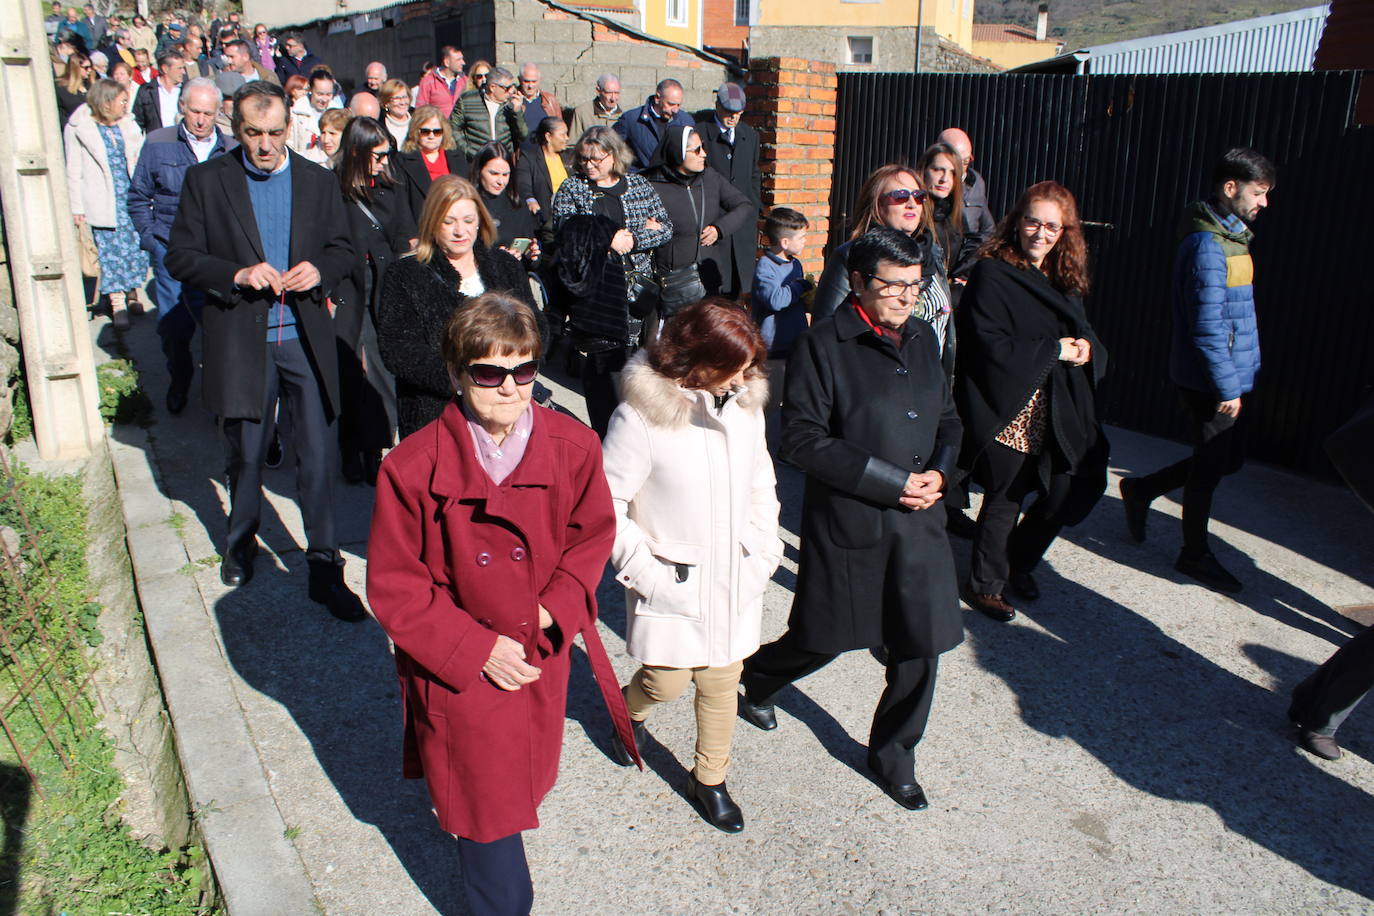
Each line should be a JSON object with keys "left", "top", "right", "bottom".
{"left": 965, "top": 589, "right": 1016, "bottom": 622}
{"left": 264, "top": 433, "right": 284, "bottom": 470}
{"left": 687, "top": 774, "right": 744, "bottom": 833}
{"left": 1175, "top": 550, "right": 1243, "bottom": 593}
{"left": 1297, "top": 729, "right": 1342, "bottom": 761}
{"left": 219, "top": 541, "right": 258, "bottom": 587}
{"left": 165, "top": 384, "right": 189, "bottom": 415}
{"left": 945, "top": 508, "right": 979, "bottom": 540}
{"left": 308, "top": 565, "right": 368, "bottom": 621}
{"left": 875, "top": 777, "right": 929, "bottom": 811}
{"left": 612, "top": 687, "right": 648, "bottom": 766}
{"left": 1119, "top": 476, "right": 1150, "bottom": 542}
{"left": 737, "top": 692, "right": 777, "bottom": 731}
{"left": 1008, "top": 570, "right": 1040, "bottom": 601}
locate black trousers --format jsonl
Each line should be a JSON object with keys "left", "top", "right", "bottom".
{"left": 581, "top": 347, "right": 630, "bottom": 439}
{"left": 223, "top": 337, "right": 337, "bottom": 565}
{"left": 970, "top": 442, "right": 1070, "bottom": 595}
{"left": 1290, "top": 625, "right": 1374, "bottom": 736}
{"left": 742, "top": 629, "right": 939, "bottom": 786}
{"left": 457, "top": 833, "right": 533, "bottom": 916}
{"left": 1133, "top": 386, "right": 1246, "bottom": 555}
{"left": 337, "top": 311, "right": 396, "bottom": 454}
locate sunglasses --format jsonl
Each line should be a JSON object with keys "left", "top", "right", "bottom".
{"left": 879, "top": 188, "right": 928, "bottom": 206}
{"left": 370, "top": 150, "right": 391, "bottom": 161}
{"left": 466, "top": 360, "right": 540, "bottom": 387}
{"left": 418, "top": 126, "right": 443, "bottom": 136}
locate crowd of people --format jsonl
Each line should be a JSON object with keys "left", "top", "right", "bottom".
{"left": 46, "top": 21, "right": 1369, "bottom": 916}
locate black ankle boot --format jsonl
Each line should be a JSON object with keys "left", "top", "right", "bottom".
{"left": 688, "top": 774, "right": 744, "bottom": 833}
{"left": 612, "top": 717, "right": 647, "bottom": 766}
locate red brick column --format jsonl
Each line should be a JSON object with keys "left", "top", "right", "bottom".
{"left": 747, "top": 57, "right": 838, "bottom": 275}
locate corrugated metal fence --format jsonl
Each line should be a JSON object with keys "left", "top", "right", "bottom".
{"left": 830, "top": 70, "right": 1374, "bottom": 473}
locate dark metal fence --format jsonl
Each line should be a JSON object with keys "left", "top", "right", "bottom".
{"left": 831, "top": 71, "right": 1374, "bottom": 473}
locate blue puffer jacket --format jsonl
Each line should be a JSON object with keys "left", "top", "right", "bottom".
{"left": 613, "top": 97, "right": 695, "bottom": 171}
{"left": 1168, "top": 200, "right": 1260, "bottom": 401}
{"left": 127, "top": 124, "right": 236, "bottom": 252}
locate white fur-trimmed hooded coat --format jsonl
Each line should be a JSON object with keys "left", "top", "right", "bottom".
{"left": 601, "top": 350, "right": 783, "bottom": 668}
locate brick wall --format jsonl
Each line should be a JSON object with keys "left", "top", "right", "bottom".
{"left": 702, "top": 0, "right": 747, "bottom": 63}
{"left": 747, "top": 56, "right": 838, "bottom": 274}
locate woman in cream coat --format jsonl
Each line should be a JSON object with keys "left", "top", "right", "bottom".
{"left": 601, "top": 298, "right": 782, "bottom": 834}
{"left": 65, "top": 78, "right": 147, "bottom": 327}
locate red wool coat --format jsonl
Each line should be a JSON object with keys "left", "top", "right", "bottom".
{"left": 367, "top": 402, "right": 637, "bottom": 842}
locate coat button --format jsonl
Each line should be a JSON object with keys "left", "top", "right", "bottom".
{"left": 511, "top": 547, "right": 526, "bottom": 561}
{"left": 476, "top": 552, "right": 491, "bottom": 566}
{"left": 896, "top": 367, "right": 908, "bottom": 376}
{"left": 913, "top": 455, "right": 922, "bottom": 465}
{"left": 907, "top": 410, "right": 919, "bottom": 419}
{"left": 478, "top": 617, "right": 494, "bottom": 627}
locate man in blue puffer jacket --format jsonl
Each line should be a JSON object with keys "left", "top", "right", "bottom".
{"left": 1119, "top": 147, "right": 1275, "bottom": 593}
{"left": 128, "top": 77, "right": 236, "bottom": 414}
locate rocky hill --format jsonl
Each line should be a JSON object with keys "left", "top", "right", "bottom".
{"left": 976, "top": 0, "right": 1323, "bottom": 51}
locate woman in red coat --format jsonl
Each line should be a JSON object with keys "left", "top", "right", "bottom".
{"left": 367, "top": 291, "right": 637, "bottom": 916}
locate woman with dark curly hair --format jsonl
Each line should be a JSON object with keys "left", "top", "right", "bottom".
{"left": 954, "top": 181, "right": 1108, "bottom": 623}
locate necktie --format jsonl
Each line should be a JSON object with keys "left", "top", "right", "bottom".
{"left": 726, "top": 128, "right": 735, "bottom": 146}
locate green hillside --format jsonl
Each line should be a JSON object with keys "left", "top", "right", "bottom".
{"left": 976, "top": 0, "right": 1323, "bottom": 52}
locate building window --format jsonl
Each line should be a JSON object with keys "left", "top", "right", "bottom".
{"left": 847, "top": 35, "right": 873, "bottom": 64}
{"left": 734, "top": 0, "right": 754, "bottom": 25}
{"left": 666, "top": 0, "right": 688, "bottom": 27}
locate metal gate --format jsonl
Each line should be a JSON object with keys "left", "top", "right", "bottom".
{"left": 830, "top": 71, "right": 1374, "bottom": 473}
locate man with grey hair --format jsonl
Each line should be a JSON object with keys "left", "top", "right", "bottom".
{"left": 127, "top": 77, "right": 237, "bottom": 415}
{"left": 449, "top": 65, "right": 528, "bottom": 158}
{"left": 569, "top": 72, "right": 621, "bottom": 141}
{"left": 361, "top": 61, "right": 388, "bottom": 95}
{"left": 615, "top": 77, "right": 695, "bottom": 170}
{"left": 517, "top": 62, "right": 561, "bottom": 134}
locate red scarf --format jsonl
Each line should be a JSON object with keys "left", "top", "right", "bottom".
{"left": 852, "top": 297, "right": 900, "bottom": 341}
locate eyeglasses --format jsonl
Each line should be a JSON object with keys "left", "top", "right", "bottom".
{"left": 370, "top": 150, "right": 391, "bottom": 161}
{"left": 578, "top": 151, "right": 610, "bottom": 165}
{"left": 878, "top": 188, "right": 927, "bottom": 207}
{"left": 1021, "top": 216, "right": 1064, "bottom": 235}
{"left": 865, "top": 274, "right": 933, "bottom": 298}
{"left": 465, "top": 360, "right": 540, "bottom": 387}
{"left": 418, "top": 126, "right": 443, "bottom": 136}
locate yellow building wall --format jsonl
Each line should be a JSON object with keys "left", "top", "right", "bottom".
{"left": 756, "top": 0, "right": 973, "bottom": 49}
{"left": 970, "top": 39, "right": 1061, "bottom": 69}
{"left": 642, "top": 0, "right": 702, "bottom": 47}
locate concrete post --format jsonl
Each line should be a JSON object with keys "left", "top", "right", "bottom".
{"left": 0, "top": 0, "right": 104, "bottom": 459}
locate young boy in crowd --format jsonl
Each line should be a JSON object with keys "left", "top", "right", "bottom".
{"left": 751, "top": 207, "right": 813, "bottom": 447}
{"left": 751, "top": 207, "right": 813, "bottom": 360}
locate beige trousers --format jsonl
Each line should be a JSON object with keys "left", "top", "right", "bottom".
{"left": 625, "top": 660, "right": 744, "bottom": 786}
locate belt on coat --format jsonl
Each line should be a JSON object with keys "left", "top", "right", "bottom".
{"left": 579, "top": 621, "right": 644, "bottom": 770}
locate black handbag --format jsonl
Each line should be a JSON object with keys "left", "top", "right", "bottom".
{"left": 624, "top": 256, "right": 660, "bottom": 319}
{"left": 657, "top": 263, "right": 707, "bottom": 318}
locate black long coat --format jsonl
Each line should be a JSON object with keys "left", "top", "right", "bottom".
{"left": 695, "top": 116, "right": 761, "bottom": 296}
{"left": 396, "top": 149, "right": 470, "bottom": 223}
{"left": 376, "top": 245, "right": 540, "bottom": 440}
{"left": 165, "top": 150, "right": 355, "bottom": 421}
{"left": 780, "top": 304, "right": 965, "bottom": 658}
{"left": 954, "top": 258, "right": 1109, "bottom": 523}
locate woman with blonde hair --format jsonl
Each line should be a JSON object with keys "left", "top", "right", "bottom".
{"left": 316, "top": 108, "right": 352, "bottom": 168}
{"left": 812, "top": 162, "right": 955, "bottom": 376}
{"left": 64, "top": 78, "right": 148, "bottom": 329}
{"left": 378, "top": 77, "right": 412, "bottom": 148}
{"left": 396, "top": 103, "right": 469, "bottom": 211}
{"left": 55, "top": 51, "right": 95, "bottom": 126}
{"left": 377, "top": 175, "right": 542, "bottom": 439}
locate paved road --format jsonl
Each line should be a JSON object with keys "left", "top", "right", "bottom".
{"left": 101, "top": 312, "right": 1374, "bottom": 914}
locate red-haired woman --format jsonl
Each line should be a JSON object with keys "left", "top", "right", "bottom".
{"left": 600, "top": 298, "right": 782, "bottom": 834}
{"left": 954, "top": 181, "right": 1108, "bottom": 622}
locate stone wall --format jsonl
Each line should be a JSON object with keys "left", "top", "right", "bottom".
{"left": 499, "top": 0, "right": 735, "bottom": 115}
{"left": 747, "top": 56, "right": 838, "bottom": 275}
{"left": 749, "top": 26, "right": 998, "bottom": 73}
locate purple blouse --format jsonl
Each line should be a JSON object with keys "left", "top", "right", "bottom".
{"left": 459, "top": 399, "right": 535, "bottom": 485}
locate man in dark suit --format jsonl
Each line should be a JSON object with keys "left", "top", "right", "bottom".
{"left": 738, "top": 228, "right": 963, "bottom": 812}
{"left": 133, "top": 51, "right": 186, "bottom": 133}
{"left": 274, "top": 32, "right": 324, "bottom": 84}
{"left": 165, "top": 81, "right": 366, "bottom": 621}
{"left": 82, "top": 4, "right": 107, "bottom": 50}
{"left": 695, "top": 82, "right": 761, "bottom": 298}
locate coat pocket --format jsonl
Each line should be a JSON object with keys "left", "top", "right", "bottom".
{"left": 636, "top": 539, "right": 704, "bottom": 621}
{"left": 737, "top": 539, "right": 780, "bottom": 612}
